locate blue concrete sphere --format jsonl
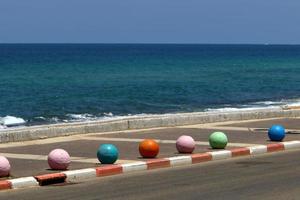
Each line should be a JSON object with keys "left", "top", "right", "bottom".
{"left": 268, "top": 125, "right": 285, "bottom": 141}
{"left": 97, "top": 144, "right": 119, "bottom": 164}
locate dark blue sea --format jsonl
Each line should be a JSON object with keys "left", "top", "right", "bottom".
{"left": 1, "top": 44, "right": 300, "bottom": 126}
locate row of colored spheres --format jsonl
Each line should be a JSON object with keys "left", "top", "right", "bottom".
{"left": 0, "top": 125, "right": 285, "bottom": 177}
{"left": 97, "top": 132, "right": 228, "bottom": 164}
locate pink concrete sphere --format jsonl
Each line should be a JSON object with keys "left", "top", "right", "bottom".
{"left": 0, "top": 156, "right": 11, "bottom": 177}
{"left": 48, "top": 149, "right": 71, "bottom": 170}
{"left": 176, "top": 135, "right": 196, "bottom": 153}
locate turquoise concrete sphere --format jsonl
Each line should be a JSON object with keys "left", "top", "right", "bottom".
{"left": 268, "top": 125, "right": 285, "bottom": 141}
{"left": 97, "top": 144, "right": 119, "bottom": 164}
{"left": 209, "top": 132, "right": 228, "bottom": 149}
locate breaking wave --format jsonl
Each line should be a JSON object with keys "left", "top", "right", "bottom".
{"left": 1, "top": 98, "right": 300, "bottom": 129}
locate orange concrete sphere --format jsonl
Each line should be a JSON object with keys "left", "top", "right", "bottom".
{"left": 139, "top": 139, "right": 159, "bottom": 158}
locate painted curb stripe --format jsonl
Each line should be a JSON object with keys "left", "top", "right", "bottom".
{"left": 96, "top": 165, "right": 123, "bottom": 177}
{"left": 146, "top": 159, "right": 171, "bottom": 170}
{"left": 231, "top": 148, "right": 251, "bottom": 157}
{"left": 191, "top": 153, "right": 212, "bottom": 164}
{"left": 1, "top": 140, "right": 300, "bottom": 192}
{"left": 210, "top": 150, "right": 232, "bottom": 160}
{"left": 35, "top": 173, "right": 66, "bottom": 186}
{"left": 9, "top": 177, "right": 39, "bottom": 189}
{"left": 282, "top": 141, "right": 300, "bottom": 150}
{"left": 168, "top": 156, "right": 192, "bottom": 166}
{"left": 267, "top": 143, "right": 285, "bottom": 152}
{"left": 0, "top": 181, "right": 11, "bottom": 190}
{"left": 248, "top": 145, "right": 267, "bottom": 155}
{"left": 122, "top": 162, "right": 147, "bottom": 173}
{"left": 64, "top": 168, "right": 96, "bottom": 182}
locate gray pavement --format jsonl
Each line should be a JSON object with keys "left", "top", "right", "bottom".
{"left": 223, "top": 118, "right": 300, "bottom": 129}
{"left": 0, "top": 117, "right": 300, "bottom": 181}
{"left": 92, "top": 127, "right": 300, "bottom": 143}
{"left": 1, "top": 149, "right": 300, "bottom": 200}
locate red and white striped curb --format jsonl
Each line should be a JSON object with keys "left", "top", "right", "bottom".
{"left": 0, "top": 140, "right": 300, "bottom": 191}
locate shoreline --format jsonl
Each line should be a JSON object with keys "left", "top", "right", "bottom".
{"left": 0, "top": 107, "right": 300, "bottom": 143}
{"left": 2, "top": 97, "right": 300, "bottom": 127}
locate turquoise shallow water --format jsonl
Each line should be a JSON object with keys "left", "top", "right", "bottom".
{"left": 1, "top": 44, "right": 300, "bottom": 125}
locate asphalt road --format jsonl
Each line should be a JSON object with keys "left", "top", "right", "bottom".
{"left": 1, "top": 150, "right": 300, "bottom": 200}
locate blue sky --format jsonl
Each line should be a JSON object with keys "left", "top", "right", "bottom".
{"left": 1, "top": 0, "right": 299, "bottom": 44}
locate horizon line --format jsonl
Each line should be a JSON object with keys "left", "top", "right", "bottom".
{"left": 0, "top": 42, "right": 300, "bottom": 45}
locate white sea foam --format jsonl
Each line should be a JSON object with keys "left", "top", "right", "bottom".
{"left": 34, "top": 116, "right": 46, "bottom": 120}
{"left": 103, "top": 112, "right": 113, "bottom": 117}
{"left": 66, "top": 114, "right": 99, "bottom": 122}
{"left": 33, "top": 98, "right": 300, "bottom": 123}
{"left": 67, "top": 114, "right": 94, "bottom": 119}
{"left": 64, "top": 112, "right": 152, "bottom": 123}
{"left": 205, "top": 98, "right": 300, "bottom": 113}
{"left": 252, "top": 101, "right": 282, "bottom": 106}
{"left": 204, "top": 106, "right": 280, "bottom": 113}
{"left": 0, "top": 116, "right": 26, "bottom": 127}
{"left": 0, "top": 125, "right": 6, "bottom": 129}
{"left": 284, "top": 101, "right": 300, "bottom": 107}
{"left": 49, "top": 117, "right": 60, "bottom": 123}
{"left": 2, "top": 98, "right": 300, "bottom": 128}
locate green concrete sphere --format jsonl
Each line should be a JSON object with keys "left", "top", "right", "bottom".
{"left": 209, "top": 132, "right": 228, "bottom": 149}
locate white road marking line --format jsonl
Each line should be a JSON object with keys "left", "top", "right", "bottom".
{"left": 0, "top": 152, "right": 135, "bottom": 164}
{"left": 179, "top": 117, "right": 294, "bottom": 129}
{"left": 0, "top": 137, "right": 81, "bottom": 149}
{"left": 81, "top": 136, "right": 257, "bottom": 147}
{"left": 0, "top": 117, "right": 291, "bottom": 149}
{"left": 188, "top": 126, "right": 252, "bottom": 131}
{"left": 181, "top": 125, "right": 300, "bottom": 133}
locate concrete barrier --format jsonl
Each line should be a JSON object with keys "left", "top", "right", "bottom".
{"left": 0, "top": 108, "right": 300, "bottom": 143}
